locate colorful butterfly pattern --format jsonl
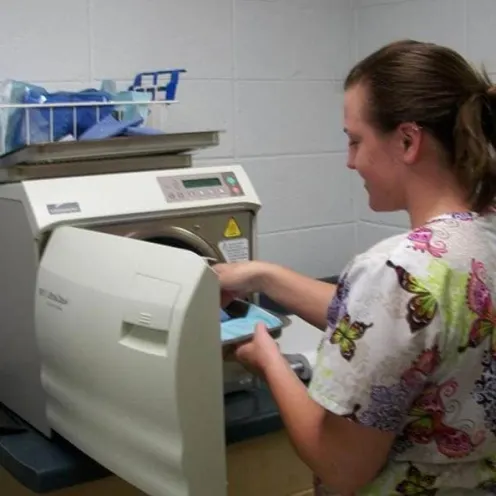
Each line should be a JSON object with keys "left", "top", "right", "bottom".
{"left": 329, "top": 312, "right": 372, "bottom": 361}
{"left": 327, "top": 272, "right": 350, "bottom": 329}
{"left": 458, "top": 259, "right": 496, "bottom": 357}
{"left": 356, "top": 348, "right": 441, "bottom": 432}
{"left": 472, "top": 350, "right": 496, "bottom": 436}
{"left": 407, "top": 227, "right": 447, "bottom": 258}
{"left": 386, "top": 260, "right": 439, "bottom": 333}
{"left": 401, "top": 379, "right": 485, "bottom": 459}
{"left": 395, "top": 463, "right": 438, "bottom": 495}
{"left": 309, "top": 211, "right": 496, "bottom": 495}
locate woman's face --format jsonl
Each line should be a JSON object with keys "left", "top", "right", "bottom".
{"left": 344, "top": 84, "right": 408, "bottom": 212}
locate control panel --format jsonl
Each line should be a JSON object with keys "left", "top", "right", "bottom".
{"left": 157, "top": 172, "right": 244, "bottom": 203}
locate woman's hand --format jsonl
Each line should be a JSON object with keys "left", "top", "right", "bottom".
{"left": 213, "top": 261, "right": 271, "bottom": 307}
{"left": 214, "top": 260, "right": 335, "bottom": 330}
{"left": 230, "top": 322, "right": 284, "bottom": 376}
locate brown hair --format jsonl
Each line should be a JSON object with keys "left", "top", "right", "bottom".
{"left": 345, "top": 39, "right": 496, "bottom": 213}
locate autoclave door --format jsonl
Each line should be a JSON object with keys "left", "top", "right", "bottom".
{"left": 34, "top": 225, "right": 227, "bottom": 496}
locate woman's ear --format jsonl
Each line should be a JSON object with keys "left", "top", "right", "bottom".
{"left": 398, "top": 123, "right": 422, "bottom": 164}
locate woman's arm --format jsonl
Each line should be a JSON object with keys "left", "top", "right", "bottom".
{"left": 233, "top": 325, "right": 395, "bottom": 495}
{"left": 257, "top": 263, "right": 336, "bottom": 330}
{"left": 263, "top": 353, "right": 394, "bottom": 495}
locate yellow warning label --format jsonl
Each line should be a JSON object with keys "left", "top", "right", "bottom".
{"left": 224, "top": 217, "right": 241, "bottom": 238}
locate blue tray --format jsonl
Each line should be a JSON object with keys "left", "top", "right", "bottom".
{"left": 220, "top": 299, "right": 290, "bottom": 345}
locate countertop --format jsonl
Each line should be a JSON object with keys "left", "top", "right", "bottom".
{"left": 0, "top": 276, "right": 337, "bottom": 494}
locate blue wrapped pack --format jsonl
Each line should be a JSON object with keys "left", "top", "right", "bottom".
{"left": 7, "top": 86, "right": 115, "bottom": 152}
{"left": 220, "top": 301, "right": 288, "bottom": 345}
{"left": 0, "top": 79, "right": 154, "bottom": 156}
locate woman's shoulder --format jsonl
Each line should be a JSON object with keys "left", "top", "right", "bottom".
{"left": 333, "top": 214, "right": 495, "bottom": 328}
{"left": 351, "top": 211, "right": 496, "bottom": 277}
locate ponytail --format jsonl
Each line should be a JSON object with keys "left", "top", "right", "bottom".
{"left": 454, "top": 88, "right": 496, "bottom": 213}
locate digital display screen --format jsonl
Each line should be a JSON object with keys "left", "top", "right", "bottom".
{"left": 182, "top": 177, "right": 221, "bottom": 189}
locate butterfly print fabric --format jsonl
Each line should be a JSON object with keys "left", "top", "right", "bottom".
{"left": 309, "top": 211, "right": 496, "bottom": 495}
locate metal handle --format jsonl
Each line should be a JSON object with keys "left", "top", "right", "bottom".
{"left": 283, "top": 353, "right": 312, "bottom": 381}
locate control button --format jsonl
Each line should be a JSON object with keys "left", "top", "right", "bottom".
{"left": 189, "top": 191, "right": 196, "bottom": 197}
{"left": 208, "top": 189, "right": 215, "bottom": 195}
{"left": 177, "top": 192, "right": 184, "bottom": 199}
{"left": 199, "top": 190, "right": 205, "bottom": 196}
{"left": 168, "top": 193, "right": 176, "bottom": 200}
{"left": 226, "top": 176, "right": 237, "bottom": 185}
{"left": 232, "top": 186, "right": 240, "bottom": 194}
{"left": 219, "top": 188, "right": 226, "bottom": 195}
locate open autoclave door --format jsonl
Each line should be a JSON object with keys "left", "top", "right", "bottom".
{"left": 34, "top": 225, "right": 227, "bottom": 496}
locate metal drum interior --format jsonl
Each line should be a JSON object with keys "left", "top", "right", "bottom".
{"left": 88, "top": 210, "right": 254, "bottom": 264}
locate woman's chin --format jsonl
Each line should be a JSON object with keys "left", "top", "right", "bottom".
{"left": 368, "top": 199, "right": 401, "bottom": 213}
{"left": 368, "top": 195, "right": 388, "bottom": 212}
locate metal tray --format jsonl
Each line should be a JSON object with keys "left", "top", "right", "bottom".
{"left": 221, "top": 299, "right": 291, "bottom": 347}
{"left": 0, "top": 153, "right": 192, "bottom": 183}
{"left": 0, "top": 130, "right": 220, "bottom": 167}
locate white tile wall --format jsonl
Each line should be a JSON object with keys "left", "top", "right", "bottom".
{"left": 166, "top": 80, "right": 235, "bottom": 159}
{"left": 242, "top": 153, "right": 353, "bottom": 235}
{"left": 356, "top": 222, "right": 407, "bottom": 254}
{"left": 355, "top": 0, "right": 466, "bottom": 62}
{"left": 235, "top": 0, "right": 352, "bottom": 81}
{"left": 0, "top": 0, "right": 90, "bottom": 82}
{"left": 467, "top": 0, "right": 496, "bottom": 73}
{"left": 0, "top": 0, "right": 491, "bottom": 279}
{"left": 91, "top": 0, "right": 234, "bottom": 80}
{"left": 235, "top": 80, "right": 345, "bottom": 157}
{"left": 258, "top": 223, "right": 355, "bottom": 279}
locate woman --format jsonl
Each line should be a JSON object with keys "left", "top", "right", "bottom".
{"left": 215, "top": 40, "right": 496, "bottom": 495}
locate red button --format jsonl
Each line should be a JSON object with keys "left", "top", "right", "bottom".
{"left": 232, "top": 187, "right": 240, "bottom": 194}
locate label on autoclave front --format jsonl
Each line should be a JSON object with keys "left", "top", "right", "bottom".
{"left": 218, "top": 238, "right": 249, "bottom": 263}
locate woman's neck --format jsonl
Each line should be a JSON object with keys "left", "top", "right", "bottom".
{"left": 405, "top": 173, "right": 471, "bottom": 229}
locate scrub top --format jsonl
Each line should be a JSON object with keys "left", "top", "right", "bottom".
{"left": 310, "top": 210, "right": 496, "bottom": 495}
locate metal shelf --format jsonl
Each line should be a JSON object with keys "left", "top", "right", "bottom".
{"left": 0, "top": 131, "right": 220, "bottom": 182}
